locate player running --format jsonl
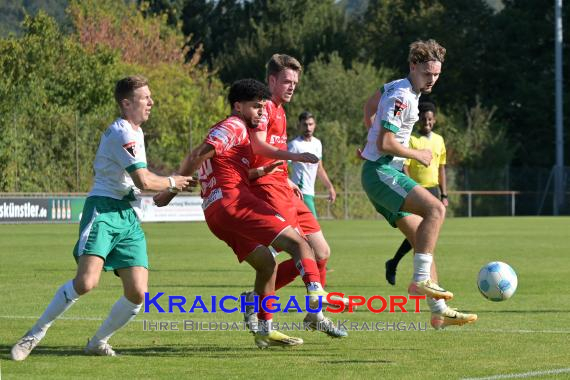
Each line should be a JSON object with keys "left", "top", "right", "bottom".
{"left": 11, "top": 76, "right": 193, "bottom": 361}
{"left": 361, "top": 40, "right": 477, "bottom": 329}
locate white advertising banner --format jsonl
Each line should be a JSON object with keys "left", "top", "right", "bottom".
{"left": 139, "top": 195, "right": 205, "bottom": 222}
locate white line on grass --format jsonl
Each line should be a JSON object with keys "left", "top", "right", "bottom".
{"left": 461, "top": 367, "right": 570, "bottom": 379}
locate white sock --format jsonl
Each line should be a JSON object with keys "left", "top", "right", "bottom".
{"left": 30, "top": 280, "right": 79, "bottom": 339}
{"left": 413, "top": 253, "right": 433, "bottom": 282}
{"left": 427, "top": 298, "right": 447, "bottom": 313}
{"left": 258, "top": 319, "right": 273, "bottom": 335}
{"left": 91, "top": 296, "right": 141, "bottom": 345}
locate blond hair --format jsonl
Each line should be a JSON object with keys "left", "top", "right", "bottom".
{"left": 408, "top": 39, "right": 446, "bottom": 64}
{"left": 266, "top": 54, "right": 302, "bottom": 80}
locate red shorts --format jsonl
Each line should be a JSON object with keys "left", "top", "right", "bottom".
{"left": 204, "top": 188, "right": 291, "bottom": 262}
{"left": 251, "top": 184, "right": 321, "bottom": 236}
{"left": 293, "top": 194, "right": 321, "bottom": 235}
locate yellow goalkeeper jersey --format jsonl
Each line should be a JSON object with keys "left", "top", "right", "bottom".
{"left": 405, "top": 132, "right": 446, "bottom": 188}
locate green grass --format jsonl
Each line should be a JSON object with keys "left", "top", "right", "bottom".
{"left": 1, "top": 218, "right": 569, "bottom": 379}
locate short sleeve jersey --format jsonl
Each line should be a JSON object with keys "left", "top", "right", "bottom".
{"left": 404, "top": 132, "right": 446, "bottom": 187}
{"left": 361, "top": 78, "right": 421, "bottom": 171}
{"left": 249, "top": 100, "right": 289, "bottom": 186}
{"left": 89, "top": 118, "right": 147, "bottom": 200}
{"left": 287, "top": 136, "right": 322, "bottom": 196}
{"left": 198, "top": 116, "right": 252, "bottom": 201}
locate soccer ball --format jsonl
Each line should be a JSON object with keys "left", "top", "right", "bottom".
{"left": 477, "top": 261, "right": 518, "bottom": 302}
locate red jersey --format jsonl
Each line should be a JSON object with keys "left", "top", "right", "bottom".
{"left": 249, "top": 100, "right": 289, "bottom": 186}
{"left": 198, "top": 116, "right": 252, "bottom": 208}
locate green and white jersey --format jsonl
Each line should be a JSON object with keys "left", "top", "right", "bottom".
{"left": 88, "top": 118, "right": 147, "bottom": 201}
{"left": 288, "top": 136, "right": 322, "bottom": 196}
{"left": 361, "top": 78, "right": 420, "bottom": 170}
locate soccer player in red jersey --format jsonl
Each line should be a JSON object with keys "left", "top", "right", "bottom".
{"left": 154, "top": 79, "right": 337, "bottom": 348}
{"left": 243, "top": 54, "right": 347, "bottom": 338}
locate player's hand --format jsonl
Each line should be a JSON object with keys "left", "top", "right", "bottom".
{"left": 356, "top": 148, "right": 364, "bottom": 160}
{"left": 415, "top": 149, "right": 432, "bottom": 167}
{"left": 265, "top": 161, "right": 284, "bottom": 175}
{"left": 153, "top": 191, "right": 176, "bottom": 207}
{"left": 328, "top": 187, "right": 337, "bottom": 203}
{"left": 442, "top": 197, "right": 449, "bottom": 207}
{"left": 296, "top": 152, "right": 319, "bottom": 164}
{"left": 172, "top": 175, "right": 196, "bottom": 191}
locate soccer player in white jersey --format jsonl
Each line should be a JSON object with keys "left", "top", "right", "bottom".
{"left": 288, "top": 111, "right": 336, "bottom": 217}
{"left": 11, "top": 76, "right": 193, "bottom": 360}
{"left": 361, "top": 40, "right": 477, "bottom": 329}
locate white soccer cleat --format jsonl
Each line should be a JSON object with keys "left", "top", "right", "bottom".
{"left": 11, "top": 331, "right": 42, "bottom": 361}
{"left": 84, "top": 339, "right": 117, "bottom": 357}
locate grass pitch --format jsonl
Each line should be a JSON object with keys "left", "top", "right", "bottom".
{"left": 1, "top": 217, "right": 569, "bottom": 379}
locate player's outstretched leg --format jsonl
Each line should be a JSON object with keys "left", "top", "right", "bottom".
{"left": 11, "top": 254, "right": 103, "bottom": 361}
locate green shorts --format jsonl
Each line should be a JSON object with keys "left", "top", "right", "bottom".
{"left": 72, "top": 196, "right": 148, "bottom": 271}
{"left": 361, "top": 160, "right": 417, "bottom": 227}
{"left": 303, "top": 194, "right": 318, "bottom": 217}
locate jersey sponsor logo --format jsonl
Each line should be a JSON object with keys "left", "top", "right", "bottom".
{"left": 269, "top": 135, "right": 287, "bottom": 145}
{"left": 209, "top": 128, "right": 230, "bottom": 146}
{"left": 393, "top": 99, "right": 407, "bottom": 117}
{"left": 202, "top": 188, "right": 222, "bottom": 210}
{"left": 123, "top": 141, "right": 137, "bottom": 157}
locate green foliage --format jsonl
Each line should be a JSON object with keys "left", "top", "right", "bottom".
{"left": 0, "top": 12, "right": 119, "bottom": 192}
{"left": 441, "top": 98, "right": 516, "bottom": 169}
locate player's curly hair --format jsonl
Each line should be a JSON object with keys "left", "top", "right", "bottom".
{"left": 266, "top": 54, "right": 302, "bottom": 80}
{"left": 228, "top": 78, "right": 272, "bottom": 106}
{"left": 418, "top": 102, "right": 437, "bottom": 115}
{"left": 408, "top": 39, "right": 446, "bottom": 64}
{"left": 114, "top": 75, "right": 148, "bottom": 104}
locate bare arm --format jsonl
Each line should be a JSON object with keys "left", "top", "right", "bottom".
{"left": 129, "top": 168, "right": 194, "bottom": 192}
{"left": 377, "top": 127, "right": 432, "bottom": 167}
{"left": 153, "top": 143, "right": 215, "bottom": 207}
{"left": 250, "top": 130, "right": 319, "bottom": 163}
{"left": 363, "top": 90, "right": 381, "bottom": 129}
{"left": 317, "top": 161, "right": 336, "bottom": 203}
{"left": 438, "top": 164, "right": 449, "bottom": 206}
{"left": 403, "top": 165, "right": 410, "bottom": 176}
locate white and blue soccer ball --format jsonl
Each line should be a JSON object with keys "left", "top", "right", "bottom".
{"left": 477, "top": 261, "right": 518, "bottom": 302}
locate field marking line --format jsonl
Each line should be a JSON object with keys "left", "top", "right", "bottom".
{"left": 461, "top": 367, "right": 570, "bottom": 379}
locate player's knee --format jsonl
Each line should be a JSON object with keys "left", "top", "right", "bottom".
{"left": 125, "top": 287, "right": 147, "bottom": 304}
{"left": 257, "top": 258, "right": 278, "bottom": 280}
{"left": 73, "top": 276, "right": 99, "bottom": 295}
{"left": 428, "top": 201, "right": 446, "bottom": 223}
{"left": 313, "top": 243, "right": 330, "bottom": 260}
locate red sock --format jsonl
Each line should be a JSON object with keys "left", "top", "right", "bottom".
{"left": 296, "top": 258, "right": 321, "bottom": 285}
{"left": 275, "top": 259, "right": 299, "bottom": 291}
{"left": 257, "top": 292, "right": 276, "bottom": 322}
{"left": 317, "top": 259, "right": 328, "bottom": 288}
